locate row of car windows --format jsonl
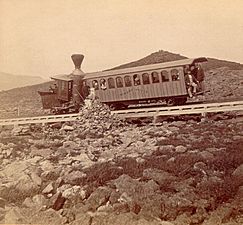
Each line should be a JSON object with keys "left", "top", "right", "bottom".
{"left": 91, "top": 69, "right": 180, "bottom": 90}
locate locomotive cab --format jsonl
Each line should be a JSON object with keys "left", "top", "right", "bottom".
{"left": 38, "top": 54, "right": 85, "bottom": 114}
{"left": 52, "top": 76, "right": 73, "bottom": 102}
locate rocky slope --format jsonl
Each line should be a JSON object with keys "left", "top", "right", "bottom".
{"left": 0, "top": 81, "right": 52, "bottom": 119}
{"left": 0, "top": 100, "right": 243, "bottom": 224}
{"left": 205, "top": 67, "right": 243, "bottom": 101}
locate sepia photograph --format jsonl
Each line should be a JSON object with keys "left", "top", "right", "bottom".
{"left": 0, "top": 0, "right": 243, "bottom": 224}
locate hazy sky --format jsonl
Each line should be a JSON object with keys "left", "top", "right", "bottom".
{"left": 0, "top": 0, "right": 243, "bottom": 78}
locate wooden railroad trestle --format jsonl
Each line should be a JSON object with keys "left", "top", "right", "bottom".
{"left": 0, "top": 100, "right": 243, "bottom": 126}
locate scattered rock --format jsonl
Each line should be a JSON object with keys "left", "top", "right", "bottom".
{"left": 51, "top": 192, "right": 66, "bottom": 211}
{"left": 143, "top": 168, "right": 177, "bottom": 186}
{"left": 85, "top": 186, "right": 112, "bottom": 211}
{"left": 4, "top": 207, "right": 28, "bottom": 224}
{"left": 42, "top": 183, "right": 54, "bottom": 194}
{"left": 62, "top": 125, "right": 74, "bottom": 131}
{"left": 175, "top": 145, "right": 187, "bottom": 153}
{"left": 232, "top": 164, "right": 243, "bottom": 186}
{"left": 63, "top": 170, "right": 87, "bottom": 185}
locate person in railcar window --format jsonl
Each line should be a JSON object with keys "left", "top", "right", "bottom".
{"left": 161, "top": 70, "right": 169, "bottom": 82}
{"left": 133, "top": 74, "right": 141, "bottom": 86}
{"left": 100, "top": 79, "right": 107, "bottom": 90}
{"left": 108, "top": 78, "right": 115, "bottom": 89}
{"left": 92, "top": 80, "right": 99, "bottom": 90}
{"left": 124, "top": 76, "right": 132, "bottom": 87}
{"left": 49, "top": 83, "right": 58, "bottom": 93}
{"left": 151, "top": 72, "right": 159, "bottom": 83}
{"left": 116, "top": 77, "right": 123, "bottom": 88}
{"left": 142, "top": 73, "right": 150, "bottom": 84}
{"left": 171, "top": 69, "right": 180, "bottom": 81}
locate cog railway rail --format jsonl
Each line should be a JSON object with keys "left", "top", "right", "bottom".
{"left": 0, "top": 100, "right": 243, "bottom": 126}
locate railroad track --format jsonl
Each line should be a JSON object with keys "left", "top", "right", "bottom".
{"left": 0, "top": 100, "right": 243, "bottom": 126}
{"left": 112, "top": 100, "right": 243, "bottom": 118}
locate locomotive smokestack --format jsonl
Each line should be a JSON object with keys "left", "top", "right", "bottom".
{"left": 71, "top": 54, "right": 84, "bottom": 75}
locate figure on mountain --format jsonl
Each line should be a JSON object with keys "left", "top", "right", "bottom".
{"left": 195, "top": 64, "right": 205, "bottom": 92}
{"left": 184, "top": 70, "right": 198, "bottom": 98}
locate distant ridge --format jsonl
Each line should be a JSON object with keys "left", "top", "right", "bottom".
{"left": 109, "top": 50, "right": 243, "bottom": 71}
{"left": 0, "top": 72, "right": 47, "bottom": 91}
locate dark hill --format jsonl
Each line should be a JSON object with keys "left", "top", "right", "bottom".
{"left": 109, "top": 50, "right": 243, "bottom": 71}
{"left": 109, "top": 50, "right": 186, "bottom": 70}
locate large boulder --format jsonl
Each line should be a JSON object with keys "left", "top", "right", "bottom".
{"left": 63, "top": 170, "right": 87, "bottom": 185}
{"left": 143, "top": 168, "right": 178, "bottom": 187}
{"left": 85, "top": 186, "right": 112, "bottom": 211}
{"left": 232, "top": 164, "right": 243, "bottom": 186}
{"left": 0, "top": 161, "right": 40, "bottom": 201}
{"left": 4, "top": 207, "right": 28, "bottom": 224}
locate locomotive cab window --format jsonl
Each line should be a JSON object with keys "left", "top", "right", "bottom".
{"left": 133, "top": 74, "right": 141, "bottom": 86}
{"left": 124, "top": 76, "right": 132, "bottom": 87}
{"left": 92, "top": 80, "right": 99, "bottom": 90}
{"left": 151, "top": 72, "right": 159, "bottom": 83}
{"left": 116, "top": 77, "right": 123, "bottom": 88}
{"left": 61, "top": 81, "right": 65, "bottom": 90}
{"left": 171, "top": 69, "right": 180, "bottom": 81}
{"left": 161, "top": 70, "right": 170, "bottom": 82}
{"left": 100, "top": 79, "right": 107, "bottom": 90}
{"left": 142, "top": 73, "right": 150, "bottom": 85}
{"left": 108, "top": 78, "right": 115, "bottom": 89}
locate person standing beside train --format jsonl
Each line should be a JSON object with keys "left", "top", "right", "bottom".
{"left": 195, "top": 63, "right": 205, "bottom": 92}
{"left": 184, "top": 70, "right": 197, "bottom": 98}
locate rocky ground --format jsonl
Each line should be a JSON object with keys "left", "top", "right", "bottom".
{"left": 0, "top": 100, "right": 243, "bottom": 224}
{"left": 204, "top": 67, "right": 243, "bottom": 101}
{"left": 0, "top": 82, "right": 51, "bottom": 119}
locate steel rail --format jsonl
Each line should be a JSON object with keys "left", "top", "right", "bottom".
{"left": 0, "top": 113, "right": 80, "bottom": 126}
{"left": 0, "top": 100, "right": 243, "bottom": 126}
{"left": 111, "top": 100, "right": 243, "bottom": 118}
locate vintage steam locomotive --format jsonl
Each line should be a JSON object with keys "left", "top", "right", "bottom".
{"left": 38, "top": 54, "right": 207, "bottom": 114}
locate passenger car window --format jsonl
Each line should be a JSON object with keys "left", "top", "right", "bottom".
{"left": 151, "top": 71, "right": 159, "bottom": 83}
{"left": 124, "top": 76, "right": 132, "bottom": 87}
{"left": 171, "top": 69, "right": 180, "bottom": 81}
{"left": 92, "top": 80, "right": 99, "bottom": 90}
{"left": 116, "top": 77, "right": 123, "bottom": 88}
{"left": 142, "top": 73, "right": 150, "bottom": 85}
{"left": 133, "top": 74, "right": 141, "bottom": 86}
{"left": 100, "top": 79, "right": 107, "bottom": 90}
{"left": 108, "top": 78, "right": 115, "bottom": 89}
{"left": 161, "top": 70, "right": 170, "bottom": 82}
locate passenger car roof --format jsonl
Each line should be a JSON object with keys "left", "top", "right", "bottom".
{"left": 84, "top": 57, "right": 208, "bottom": 80}
{"left": 51, "top": 74, "right": 73, "bottom": 81}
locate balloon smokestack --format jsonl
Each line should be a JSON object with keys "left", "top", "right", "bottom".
{"left": 71, "top": 54, "right": 84, "bottom": 75}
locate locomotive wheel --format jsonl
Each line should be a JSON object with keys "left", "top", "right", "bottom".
{"left": 166, "top": 98, "right": 176, "bottom": 106}
{"left": 108, "top": 104, "right": 117, "bottom": 110}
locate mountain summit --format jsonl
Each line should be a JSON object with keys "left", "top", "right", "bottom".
{"left": 109, "top": 50, "right": 243, "bottom": 71}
